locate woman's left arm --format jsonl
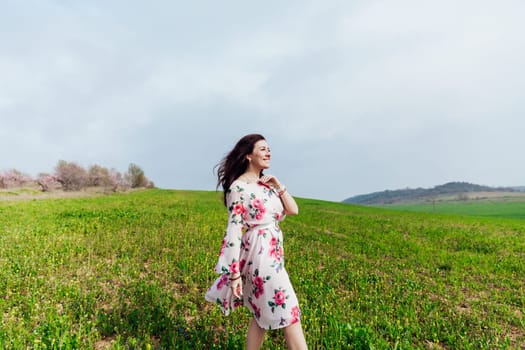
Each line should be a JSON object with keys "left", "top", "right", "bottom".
{"left": 260, "top": 175, "right": 299, "bottom": 216}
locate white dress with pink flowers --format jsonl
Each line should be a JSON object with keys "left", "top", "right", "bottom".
{"left": 205, "top": 179, "right": 301, "bottom": 330}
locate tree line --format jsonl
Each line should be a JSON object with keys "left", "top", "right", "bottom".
{"left": 0, "top": 161, "right": 153, "bottom": 192}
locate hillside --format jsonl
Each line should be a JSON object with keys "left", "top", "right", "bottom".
{"left": 343, "top": 181, "right": 521, "bottom": 205}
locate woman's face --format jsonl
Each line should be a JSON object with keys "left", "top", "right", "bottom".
{"left": 248, "top": 140, "right": 271, "bottom": 170}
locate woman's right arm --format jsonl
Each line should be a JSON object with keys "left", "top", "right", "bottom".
{"left": 214, "top": 184, "right": 245, "bottom": 276}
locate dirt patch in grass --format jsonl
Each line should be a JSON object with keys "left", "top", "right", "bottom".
{"left": 94, "top": 335, "right": 116, "bottom": 350}
{"left": 0, "top": 187, "right": 144, "bottom": 201}
{"left": 0, "top": 188, "right": 103, "bottom": 201}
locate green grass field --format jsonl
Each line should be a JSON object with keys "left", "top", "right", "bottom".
{"left": 376, "top": 198, "right": 525, "bottom": 220}
{"left": 0, "top": 189, "right": 523, "bottom": 349}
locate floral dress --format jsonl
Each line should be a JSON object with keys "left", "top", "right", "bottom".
{"left": 205, "top": 179, "right": 301, "bottom": 330}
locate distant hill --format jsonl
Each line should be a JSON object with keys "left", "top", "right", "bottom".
{"left": 343, "top": 182, "right": 520, "bottom": 205}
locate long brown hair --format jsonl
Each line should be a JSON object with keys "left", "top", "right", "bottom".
{"left": 215, "top": 134, "right": 265, "bottom": 206}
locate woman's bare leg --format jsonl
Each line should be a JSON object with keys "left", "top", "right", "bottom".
{"left": 283, "top": 322, "right": 307, "bottom": 350}
{"left": 246, "top": 318, "right": 266, "bottom": 350}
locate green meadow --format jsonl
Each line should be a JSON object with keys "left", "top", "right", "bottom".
{"left": 376, "top": 198, "right": 525, "bottom": 220}
{"left": 0, "top": 189, "right": 523, "bottom": 349}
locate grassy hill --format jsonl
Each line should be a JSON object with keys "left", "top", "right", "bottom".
{"left": 0, "top": 189, "right": 523, "bottom": 348}
{"left": 343, "top": 182, "right": 524, "bottom": 205}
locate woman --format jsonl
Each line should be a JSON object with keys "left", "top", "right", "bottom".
{"left": 205, "top": 134, "right": 307, "bottom": 350}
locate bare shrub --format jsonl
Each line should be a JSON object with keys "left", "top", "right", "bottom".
{"left": 109, "top": 169, "right": 128, "bottom": 190}
{"left": 36, "top": 173, "right": 60, "bottom": 192}
{"left": 87, "top": 164, "right": 107, "bottom": 186}
{"left": 54, "top": 160, "right": 88, "bottom": 191}
{"left": 127, "top": 163, "right": 149, "bottom": 188}
{"left": 1, "top": 169, "right": 33, "bottom": 188}
{"left": 87, "top": 164, "right": 121, "bottom": 191}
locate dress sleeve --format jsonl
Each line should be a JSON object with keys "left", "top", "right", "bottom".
{"left": 271, "top": 187, "right": 286, "bottom": 222}
{"left": 214, "top": 183, "right": 246, "bottom": 275}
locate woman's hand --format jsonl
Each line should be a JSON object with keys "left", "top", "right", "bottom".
{"left": 261, "top": 174, "right": 299, "bottom": 215}
{"left": 231, "top": 276, "right": 243, "bottom": 299}
{"left": 259, "top": 174, "right": 281, "bottom": 189}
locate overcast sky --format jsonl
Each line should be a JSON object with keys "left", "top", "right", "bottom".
{"left": 1, "top": 1, "right": 524, "bottom": 201}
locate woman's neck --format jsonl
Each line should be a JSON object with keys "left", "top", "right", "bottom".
{"left": 240, "top": 169, "right": 260, "bottom": 182}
